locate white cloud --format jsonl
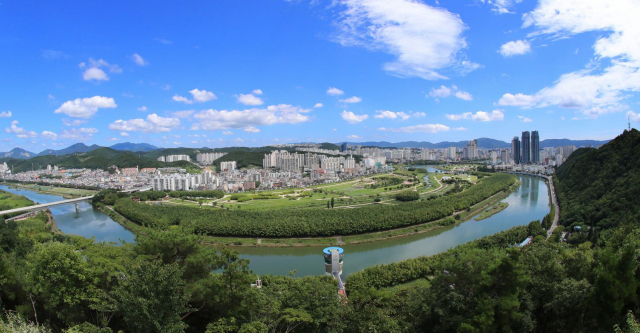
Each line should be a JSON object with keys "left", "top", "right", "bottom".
{"left": 374, "top": 110, "right": 410, "bottom": 120}
{"left": 62, "top": 119, "right": 87, "bottom": 127}
{"left": 428, "top": 85, "right": 472, "bottom": 100}
{"left": 106, "top": 137, "right": 119, "bottom": 141}
{"left": 54, "top": 96, "right": 117, "bottom": 118}
{"left": 628, "top": 111, "right": 640, "bottom": 122}
{"left": 137, "top": 106, "right": 148, "bottom": 111}
{"left": 378, "top": 124, "right": 450, "bottom": 133}
{"left": 0, "top": 111, "right": 11, "bottom": 118}
{"left": 109, "top": 113, "right": 180, "bottom": 133}
{"left": 190, "top": 89, "right": 217, "bottom": 102}
{"left": 327, "top": 87, "right": 344, "bottom": 95}
{"left": 454, "top": 127, "right": 468, "bottom": 131}
{"left": 314, "top": 103, "right": 323, "bottom": 108}
{"left": 5, "top": 120, "right": 37, "bottom": 138}
{"left": 428, "top": 86, "right": 452, "bottom": 98}
{"left": 120, "top": 132, "right": 129, "bottom": 136}
{"left": 340, "top": 96, "right": 362, "bottom": 103}
{"left": 193, "top": 104, "right": 311, "bottom": 130}
{"left": 173, "top": 89, "right": 217, "bottom": 104}
{"left": 222, "top": 131, "right": 234, "bottom": 135}
{"left": 499, "top": 40, "right": 531, "bottom": 57}
{"left": 497, "top": 93, "right": 538, "bottom": 107}
{"left": 445, "top": 110, "right": 504, "bottom": 121}
{"left": 348, "top": 135, "right": 361, "bottom": 139}
{"left": 42, "top": 50, "right": 68, "bottom": 60}
{"left": 80, "top": 58, "right": 121, "bottom": 81}
{"left": 499, "top": 0, "right": 640, "bottom": 118}
{"left": 172, "top": 110, "right": 195, "bottom": 118}
{"left": 41, "top": 131, "right": 58, "bottom": 140}
{"left": 155, "top": 38, "right": 173, "bottom": 44}
{"left": 480, "top": 0, "right": 523, "bottom": 14}
{"left": 252, "top": 89, "right": 263, "bottom": 95}
{"left": 244, "top": 126, "right": 260, "bottom": 133}
{"left": 236, "top": 93, "right": 264, "bottom": 106}
{"left": 59, "top": 128, "right": 98, "bottom": 141}
{"left": 341, "top": 110, "right": 369, "bottom": 124}
{"left": 162, "top": 84, "right": 172, "bottom": 90}
{"left": 83, "top": 67, "right": 108, "bottom": 81}
{"left": 132, "top": 53, "right": 148, "bottom": 66}
{"left": 412, "top": 111, "right": 426, "bottom": 117}
{"left": 455, "top": 91, "right": 473, "bottom": 101}
{"left": 333, "top": 0, "right": 478, "bottom": 80}
{"left": 518, "top": 115, "right": 533, "bottom": 122}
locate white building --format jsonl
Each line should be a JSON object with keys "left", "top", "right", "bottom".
{"left": 220, "top": 161, "right": 237, "bottom": 172}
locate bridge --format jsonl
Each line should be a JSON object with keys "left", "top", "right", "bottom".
{"left": 0, "top": 186, "right": 153, "bottom": 217}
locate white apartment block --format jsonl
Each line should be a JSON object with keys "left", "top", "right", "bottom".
{"left": 220, "top": 161, "right": 237, "bottom": 172}
{"left": 196, "top": 152, "right": 227, "bottom": 164}
{"left": 157, "top": 154, "right": 191, "bottom": 162}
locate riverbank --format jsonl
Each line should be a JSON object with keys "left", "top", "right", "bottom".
{"left": 101, "top": 178, "right": 521, "bottom": 247}
{"left": 0, "top": 182, "right": 96, "bottom": 199}
{"left": 475, "top": 202, "right": 509, "bottom": 221}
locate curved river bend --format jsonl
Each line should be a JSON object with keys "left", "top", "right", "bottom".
{"left": 0, "top": 174, "right": 549, "bottom": 278}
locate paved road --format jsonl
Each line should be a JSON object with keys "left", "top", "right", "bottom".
{"left": 504, "top": 172, "right": 560, "bottom": 239}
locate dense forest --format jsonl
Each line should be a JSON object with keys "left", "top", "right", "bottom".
{"left": 1, "top": 130, "right": 640, "bottom": 332}
{"left": 112, "top": 173, "right": 516, "bottom": 237}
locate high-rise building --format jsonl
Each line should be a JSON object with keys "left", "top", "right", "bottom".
{"left": 341, "top": 142, "right": 348, "bottom": 152}
{"left": 500, "top": 149, "right": 510, "bottom": 164}
{"left": 512, "top": 136, "right": 521, "bottom": 164}
{"left": 531, "top": 130, "right": 540, "bottom": 164}
{"left": 464, "top": 140, "right": 478, "bottom": 160}
{"left": 521, "top": 131, "right": 531, "bottom": 164}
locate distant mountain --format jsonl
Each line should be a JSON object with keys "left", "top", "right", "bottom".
{"left": 38, "top": 143, "right": 101, "bottom": 156}
{"left": 0, "top": 148, "right": 36, "bottom": 159}
{"left": 109, "top": 142, "right": 159, "bottom": 152}
{"left": 345, "top": 138, "right": 510, "bottom": 149}
{"left": 539, "top": 138, "right": 609, "bottom": 148}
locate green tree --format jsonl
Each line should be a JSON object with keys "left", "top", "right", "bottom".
{"left": 330, "top": 197, "right": 334, "bottom": 209}
{"left": 115, "top": 260, "right": 189, "bottom": 333}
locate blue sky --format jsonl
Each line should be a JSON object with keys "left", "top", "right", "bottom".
{"left": 0, "top": 0, "right": 638, "bottom": 152}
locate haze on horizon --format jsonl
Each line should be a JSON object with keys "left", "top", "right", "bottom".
{"left": 0, "top": 0, "right": 638, "bottom": 151}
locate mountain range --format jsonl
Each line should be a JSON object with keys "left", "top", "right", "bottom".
{"left": 345, "top": 137, "right": 610, "bottom": 149}
{"left": 0, "top": 142, "right": 160, "bottom": 159}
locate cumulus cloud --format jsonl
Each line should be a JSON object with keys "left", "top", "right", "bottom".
{"left": 120, "top": 132, "right": 129, "bottom": 136}
{"left": 244, "top": 126, "right": 260, "bottom": 133}
{"left": 341, "top": 110, "right": 369, "bottom": 124}
{"left": 327, "top": 87, "right": 344, "bottom": 95}
{"left": 314, "top": 103, "right": 323, "bottom": 108}
{"left": 374, "top": 110, "right": 410, "bottom": 120}
{"left": 193, "top": 104, "right": 311, "bottom": 130}
{"left": 109, "top": 113, "right": 180, "bottom": 133}
{"left": 499, "top": 0, "right": 640, "bottom": 118}
{"left": 131, "top": 53, "right": 148, "bottom": 66}
{"left": 628, "top": 111, "right": 640, "bottom": 122}
{"left": 54, "top": 96, "right": 117, "bottom": 118}
{"left": 252, "top": 89, "right": 263, "bottom": 95}
{"left": 499, "top": 40, "right": 531, "bottom": 57}
{"left": 59, "top": 128, "right": 98, "bottom": 141}
{"left": 340, "top": 96, "right": 362, "bottom": 103}
{"left": 222, "top": 131, "right": 234, "bottom": 135}
{"left": 378, "top": 124, "right": 450, "bottom": 133}
{"left": 137, "top": 106, "right": 148, "bottom": 112}
{"left": 0, "top": 111, "right": 12, "bottom": 118}
{"left": 454, "top": 127, "right": 468, "bottom": 131}
{"left": 480, "top": 0, "right": 523, "bottom": 14}
{"left": 332, "top": 0, "right": 478, "bottom": 80}
{"left": 80, "top": 58, "right": 121, "bottom": 81}
{"left": 348, "top": 135, "right": 361, "bottom": 139}
{"left": 236, "top": 93, "right": 264, "bottom": 106}
{"left": 427, "top": 85, "right": 473, "bottom": 100}
{"left": 41, "top": 131, "right": 58, "bottom": 140}
{"left": 173, "top": 89, "right": 217, "bottom": 104}
{"left": 412, "top": 111, "right": 426, "bottom": 117}
{"left": 445, "top": 110, "right": 504, "bottom": 121}
{"left": 5, "top": 120, "right": 37, "bottom": 138}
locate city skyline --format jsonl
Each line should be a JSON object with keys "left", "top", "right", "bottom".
{"left": 1, "top": 0, "right": 638, "bottom": 152}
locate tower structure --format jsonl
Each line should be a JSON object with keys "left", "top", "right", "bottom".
{"left": 531, "top": 130, "right": 540, "bottom": 164}
{"left": 521, "top": 131, "right": 531, "bottom": 164}
{"left": 512, "top": 136, "right": 521, "bottom": 164}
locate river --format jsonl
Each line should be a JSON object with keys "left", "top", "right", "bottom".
{"left": 0, "top": 174, "right": 549, "bottom": 278}
{"left": 234, "top": 175, "right": 549, "bottom": 278}
{"left": 0, "top": 185, "right": 135, "bottom": 244}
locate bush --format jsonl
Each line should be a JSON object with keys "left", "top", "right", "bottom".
{"left": 395, "top": 190, "right": 420, "bottom": 202}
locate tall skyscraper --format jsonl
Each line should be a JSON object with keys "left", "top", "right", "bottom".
{"left": 531, "top": 130, "right": 540, "bottom": 164}
{"left": 512, "top": 136, "right": 521, "bottom": 164}
{"left": 341, "top": 142, "right": 347, "bottom": 152}
{"left": 521, "top": 131, "right": 531, "bottom": 164}
{"left": 464, "top": 139, "right": 478, "bottom": 159}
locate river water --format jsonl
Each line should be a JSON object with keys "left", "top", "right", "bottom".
{"left": 0, "top": 185, "right": 135, "bottom": 243}
{"left": 0, "top": 174, "right": 549, "bottom": 278}
{"left": 234, "top": 175, "right": 549, "bottom": 278}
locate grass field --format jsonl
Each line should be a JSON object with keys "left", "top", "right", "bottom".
{"left": 0, "top": 189, "right": 34, "bottom": 215}
{"left": 8, "top": 184, "right": 96, "bottom": 198}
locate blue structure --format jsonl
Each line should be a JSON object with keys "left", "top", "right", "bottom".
{"left": 341, "top": 142, "right": 347, "bottom": 152}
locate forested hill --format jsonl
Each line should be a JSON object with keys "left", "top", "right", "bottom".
{"left": 555, "top": 128, "right": 640, "bottom": 230}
